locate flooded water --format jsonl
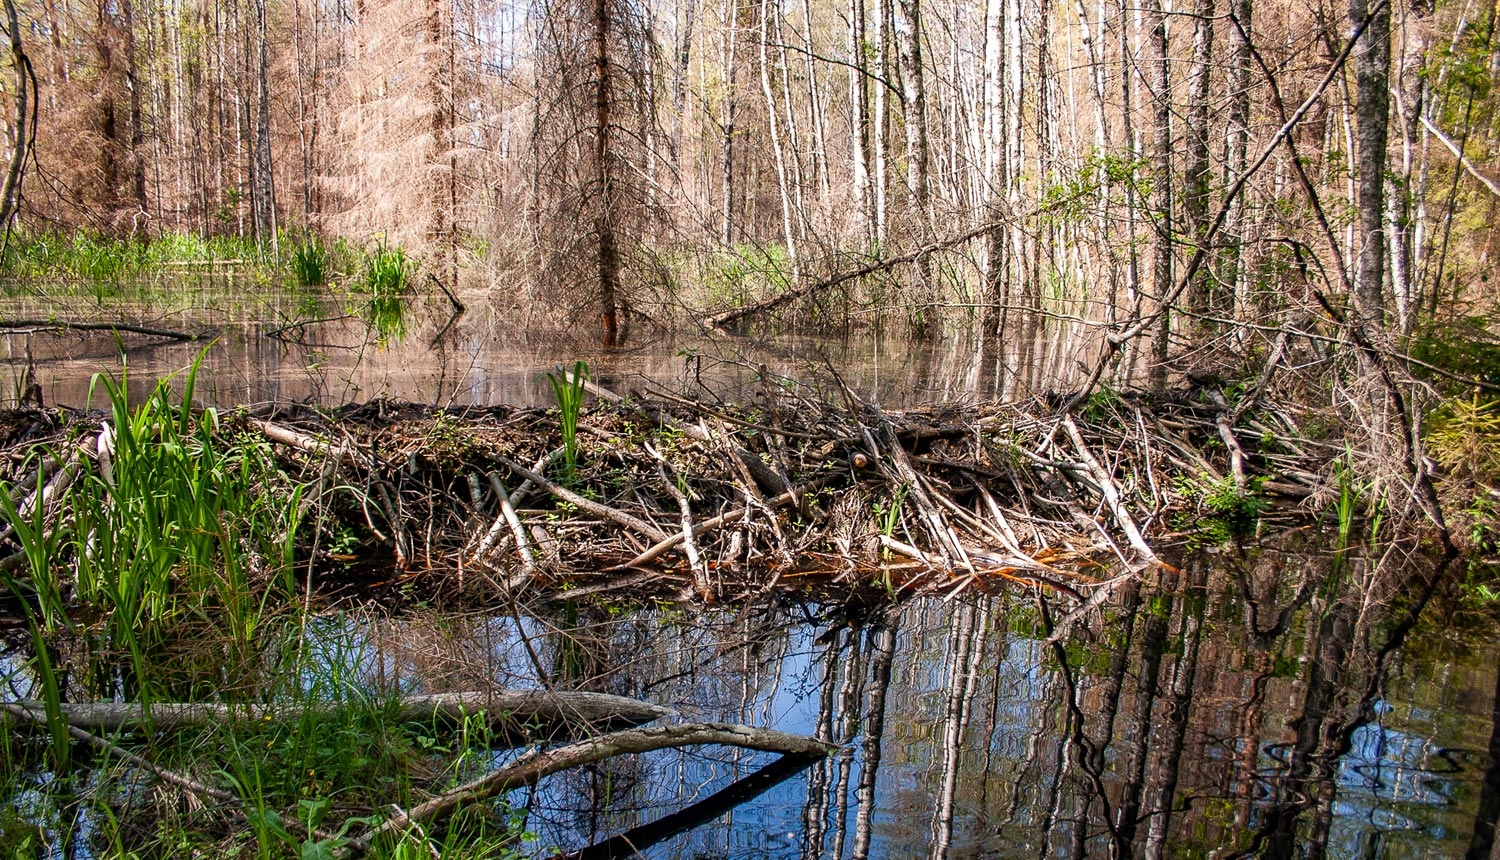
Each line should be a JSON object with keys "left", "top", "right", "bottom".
{"left": 2, "top": 279, "right": 1496, "bottom": 858}
{"left": 280, "top": 537, "right": 1495, "bottom": 859}
{"left": 0, "top": 278, "right": 1090, "bottom": 411}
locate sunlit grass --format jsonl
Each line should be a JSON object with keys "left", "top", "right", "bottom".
{"left": 352, "top": 243, "right": 414, "bottom": 342}
{"left": 0, "top": 231, "right": 270, "bottom": 283}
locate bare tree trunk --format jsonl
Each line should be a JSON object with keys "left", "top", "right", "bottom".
{"left": 1224, "top": 0, "right": 1252, "bottom": 330}
{"left": 1076, "top": 0, "right": 1113, "bottom": 322}
{"left": 594, "top": 0, "right": 620, "bottom": 343}
{"left": 894, "top": 0, "right": 934, "bottom": 330}
{"left": 1184, "top": 0, "right": 1215, "bottom": 341}
{"left": 893, "top": 0, "right": 930, "bottom": 222}
{"left": 0, "top": 0, "right": 32, "bottom": 240}
{"left": 253, "top": 0, "right": 276, "bottom": 254}
{"left": 1390, "top": 0, "right": 1429, "bottom": 334}
{"left": 872, "top": 0, "right": 891, "bottom": 244}
{"left": 772, "top": 4, "right": 806, "bottom": 246}
{"left": 428, "top": 0, "right": 456, "bottom": 287}
{"left": 1119, "top": 0, "right": 1141, "bottom": 344}
{"left": 758, "top": 0, "right": 797, "bottom": 265}
{"left": 1351, "top": 0, "right": 1390, "bottom": 326}
{"left": 849, "top": 0, "right": 874, "bottom": 242}
{"left": 121, "top": 0, "right": 148, "bottom": 219}
{"left": 95, "top": 0, "right": 123, "bottom": 225}
{"left": 720, "top": 0, "right": 739, "bottom": 247}
{"left": 671, "top": 0, "right": 693, "bottom": 169}
{"left": 1145, "top": 0, "right": 1172, "bottom": 391}
{"left": 800, "top": 0, "right": 830, "bottom": 212}
{"left": 981, "top": 0, "right": 1006, "bottom": 338}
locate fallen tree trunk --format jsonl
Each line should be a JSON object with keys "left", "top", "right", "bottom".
{"left": 0, "top": 319, "right": 204, "bottom": 341}
{"left": 1, "top": 690, "right": 670, "bottom": 736}
{"left": 341, "top": 721, "right": 835, "bottom": 857}
{"left": 703, "top": 221, "right": 1004, "bottom": 331}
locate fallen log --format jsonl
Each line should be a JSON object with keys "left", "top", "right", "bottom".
{"left": 341, "top": 721, "right": 836, "bottom": 857}
{"left": 0, "top": 319, "right": 204, "bottom": 341}
{"left": 0, "top": 690, "right": 671, "bottom": 737}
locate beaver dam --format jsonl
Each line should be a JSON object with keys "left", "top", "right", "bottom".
{"left": 0, "top": 361, "right": 1490, "bottom": 858}
{"left": 0, "top": 365, "right": 1369, "bottom": 599}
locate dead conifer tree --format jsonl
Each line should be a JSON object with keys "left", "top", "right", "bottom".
{"left": 532, "top": 0, "right": 660, "bottom": 345}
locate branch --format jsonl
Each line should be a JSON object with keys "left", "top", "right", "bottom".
{"left": 704, "top": 220, "right": 1003, "bottom": 330}
{"left": 341, "top": 722, "right": 834, "bottom": 857}
{"left": 1421, "top": 115, "right": 1500, "bottom": 199}
{"left": 0, "top": 319, "right": 205, "bottom": 341}
{"left": 0, "top": 691, "right": 670, "bottom": 736}
{"left": 495, "top": 453, "right": 670, "bottom": 543}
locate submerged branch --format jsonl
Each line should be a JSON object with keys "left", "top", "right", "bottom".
{"left": 341, "top": 722, "right": 834, "bottom": 857}
{"left": 0, "top": 319, "right": 204, "bottom": 341}
{"left": 0, "top": 691, "right": 671, "bottom": 735}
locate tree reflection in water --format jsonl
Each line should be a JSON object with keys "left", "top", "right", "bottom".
{"left": 341, "top": 533, "right": 1493, "bottom": 858}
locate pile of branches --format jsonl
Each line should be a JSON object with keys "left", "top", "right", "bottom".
{"left": 0, "top": 370, "right": 1366, "bottom": 611}
{"left": 230, "top": 374, "right": 1343, "bottom": 606}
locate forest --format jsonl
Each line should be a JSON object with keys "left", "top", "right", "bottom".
{"left": 5, "top": 0, "right": 1495, "bottom": 340}
{"left": 0, "top": 0, "right": 1498, "bottom": 853}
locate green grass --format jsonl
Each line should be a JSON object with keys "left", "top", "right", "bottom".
{"left": 289, "top": 240, "right": 332, "bottom": 287}
{"left": 547, "top": 361, "right": 590, "bottom": 479}
{"left": 0, "top": 231, "right": 269, "bottom": 283}
{"left": 0, "top": 357, "right": 306, "bottom": 702}
{"left": 352, "top": 243, "right": 413, "bottom": 342}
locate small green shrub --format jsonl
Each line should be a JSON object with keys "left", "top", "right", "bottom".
{"left": 1411, "top": 316, "right": 1500, "bottom": 393}
{"left": 1174, "top": 473, "right": 1268, "bottom": 543}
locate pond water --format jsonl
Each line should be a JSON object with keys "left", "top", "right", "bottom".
{"left": 284, "top": 537, "right": 1494, "bottom": 859}
{"left": 2, "top": 279, "right": 1496, "bottom": 858}
{"left": 0, "top": 279, "right": 1095, "bottom": 411}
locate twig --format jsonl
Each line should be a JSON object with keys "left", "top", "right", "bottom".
{"left": 603, "top": 472, "right": 842, "bottom": 571}
{"left": 1062, "top": 417, "right": 1162, "bottom": 568}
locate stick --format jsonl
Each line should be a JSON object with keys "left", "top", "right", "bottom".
{"left": 427, "top": 272, "right": 467, "bottom": 314}
{"left": 1062, "top": 417, "right": 1161, "bottom": 568}
{"left": 0, "top": 691, "right": 670, "bottom": 734}
{"left": 0, "top": 702, "right": 237, "bottom": 803}
{"left": 249, "top": 418, "right": 355, "bottom": 463}
{"left": 494, "top": 454, "right": 668, "bottom": 543}
{"left": 648, "top": 445, "right": 712, "bottom": 601}
{"left": 0, "top": 319, "right": 203, "bottom": 341}
{"left": 476, "top": 472, "right": 534, "bottom": 579}
{"left": 602, "top": 472, "right": 842, "bottom": 571}
{"left": 1421, "top": 115, "right": 1500, "bottom": 199}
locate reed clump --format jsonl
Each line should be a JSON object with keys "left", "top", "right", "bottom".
{"left": 352, "top": 243, "right": 413, "bottom": 340}
{"left": 289, "top": 238, "right": 332, "bottom": 287}
{"left": 0, "top": 362, "right": 306, "bottom": 699}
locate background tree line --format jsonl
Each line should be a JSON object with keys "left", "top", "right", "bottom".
{"left": 2, "top": 0, "right": 1498, "bottom": 354}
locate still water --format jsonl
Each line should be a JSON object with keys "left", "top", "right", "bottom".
{"left": 1, "top": 281, "right": 1495, "bottom": 858}
{"left": 306, "top": 538, "right": 1498, "bottom": 859}
{"left": 0, "top": 281, "right": 1093, "bottom": 410}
